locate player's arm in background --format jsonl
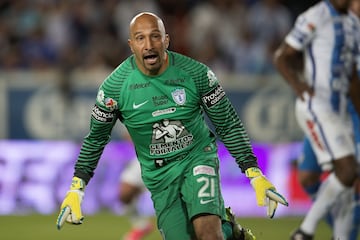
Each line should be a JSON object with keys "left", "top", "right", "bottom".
{"left": 273, "top": 10, "right": 320, "bottom": 101}
{"left": 273, "top": 42, "right": 312, "bottom": 101}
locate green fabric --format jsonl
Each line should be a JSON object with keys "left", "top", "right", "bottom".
{"left": 151, "top": 144, "right": 227, "bottom": 239}
{"left": 74, "top": 51, "right": 257, "bottom": 187}
{"left": 73, "top": 50, "right": 257, "bottom": 239}
{"left": 222, "top": 221, "right": 233, "bottom": 240}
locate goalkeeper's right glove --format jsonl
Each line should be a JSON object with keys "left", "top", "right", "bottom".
{"left": 56, "top": 177, "right": 85, "bottom": 230}
{"left": 245, "top": 167, "right": 288, "bottom": 218}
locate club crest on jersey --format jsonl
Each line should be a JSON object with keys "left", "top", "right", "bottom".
{"left": 96, "top": 90, "right": 117, "bottom": 111}
{"left": 104, "top": 97, "right": 117, "bottom": 111}
{"left": 171, "top": 88, "right": 186, "bottom": 105}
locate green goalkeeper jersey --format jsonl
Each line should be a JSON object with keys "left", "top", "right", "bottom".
{"left": 74, "top": 51, "right": 258, "bottom": 191}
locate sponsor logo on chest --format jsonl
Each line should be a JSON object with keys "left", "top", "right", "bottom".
{"left": 129, "top": 82, "right": 151, "bottom": 90}
{"left": 152, "top": 95, "right": 168, "bottom": 106}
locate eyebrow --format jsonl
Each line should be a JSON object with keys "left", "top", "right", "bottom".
{"left": 133, "top": 29, "right": 162, "bottom": 36}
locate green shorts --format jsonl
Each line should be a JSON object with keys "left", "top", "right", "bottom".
{"left": 151, "top": 144, "right": 226, "bottom": 239}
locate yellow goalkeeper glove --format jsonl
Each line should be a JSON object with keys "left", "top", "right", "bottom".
{"left": 56, "top": 177, "right": 85, "bottom": 230}
{"left": 245, "top": 167, "right": 288, "bottom": 218}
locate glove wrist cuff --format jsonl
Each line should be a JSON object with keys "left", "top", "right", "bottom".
{"left": 70, "top": 177, "right": 86, "bottom": 191}
{"left": 245, "top": 167, "right": 263, "bottom": 178}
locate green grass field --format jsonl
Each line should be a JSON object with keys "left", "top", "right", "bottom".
{"left": 0, "top": 212, "right": 332, "bottom": 240}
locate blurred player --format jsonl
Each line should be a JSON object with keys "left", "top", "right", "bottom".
{"left": 119, "top": 158, "right": 153, "bottom": 240}
{"left": 295, "top": 1, "right": 360, "bottom": 239}
{"left": 117, "top": 124, "right": 153, "bottom": 240}
{"left": 298, "top": 129, "right": 360, "bottom": 239}
{"left": 274, "top": 0, "right": 360, "bottom": 239}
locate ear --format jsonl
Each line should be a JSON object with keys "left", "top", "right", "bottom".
{"left": 128, "top": 39, "right": 134, "bottom": 53}
{"left": 164, "top": 34, "right": 170, "bottom": 49}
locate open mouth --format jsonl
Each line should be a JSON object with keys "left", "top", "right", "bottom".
{"left": 144, "top": 54, "right": 158, "bottom": 65}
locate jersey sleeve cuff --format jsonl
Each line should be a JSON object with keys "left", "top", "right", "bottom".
{"left": 74, "top": 170, "right": 92, "bottom": 185}
{"left": 285, "top": 36, "right": 303, "bottom": 51}
{"left": 238, "top": 161, "right": 259, "bottom": 173}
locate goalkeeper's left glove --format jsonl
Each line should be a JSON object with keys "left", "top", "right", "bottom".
{"left": 56, "top": 177, "right": 85, "bottom": 230}
{"left": 245, "top": 167, "right": 288, "bottom": 218}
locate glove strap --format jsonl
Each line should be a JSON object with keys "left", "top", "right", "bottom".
{"left": 70, "top": 177, "right": 85, "bottom": 191}
{"left": 245, "top": 167, "right": 263, "bottom": 178}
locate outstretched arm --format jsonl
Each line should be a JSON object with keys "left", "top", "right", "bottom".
{"left": 195, "top": 67, "right": 288, "bottom": 218}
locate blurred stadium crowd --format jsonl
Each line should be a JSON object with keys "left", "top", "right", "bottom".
{"left": 0, "top": 0, "right": 317, "bottom": 75}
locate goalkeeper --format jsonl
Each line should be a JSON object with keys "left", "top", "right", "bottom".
{"left": 56, "top": 12, "right": 288, "bottom": 240}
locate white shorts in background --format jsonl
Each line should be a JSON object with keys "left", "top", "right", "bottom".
{"left": 120, "top": 159, "right": 145, "bottom": 189}
{"left": 295, "top": 98, "right": 354, "bottom": 169}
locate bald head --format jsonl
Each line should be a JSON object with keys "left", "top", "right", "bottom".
{"left": 129, "top": 12, "right": 166, "bottom": 40}
{"left": 127, "top": 12, "right": 170, "bottom": 76}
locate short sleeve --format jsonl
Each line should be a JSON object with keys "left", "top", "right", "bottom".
{"left": 285, "top": 8, "right": 320, "bottom": 50}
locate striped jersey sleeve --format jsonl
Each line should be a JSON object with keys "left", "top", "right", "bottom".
{"left": 74, "top": 58, "right": 133, "bottom": 184}
{"left": 172, "top": 52, "right": 258, "bottom": 172}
